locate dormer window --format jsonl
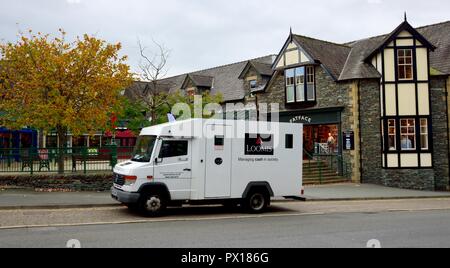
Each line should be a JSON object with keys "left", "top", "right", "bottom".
{"left": 398, "top": 49, "right": 413, "bottom": 80}
{"left": 250, "top": 80, "right": 257, "bottom": 89}
{"left": 285, "top": 66, "right": 315, "bottom": 104}
{"left": 186, "top": 88, "right": 195, "bottom": 97}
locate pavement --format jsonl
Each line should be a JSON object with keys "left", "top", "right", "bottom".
{"left": 302, "top": 183, "right": 450, "bottom": 201}
{"left": 0, "top": 190, "right": 116, "bottom": 209}
{"left": 1, "top": 183, "right": 450, "bottom": 210}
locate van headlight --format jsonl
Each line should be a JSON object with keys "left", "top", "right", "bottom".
{"left": 124, "top": 176, "right": 137, "bottom": 186}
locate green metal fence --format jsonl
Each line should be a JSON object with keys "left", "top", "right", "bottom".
{"left": 0, "top": 146, "right": 134, "bottom": 175}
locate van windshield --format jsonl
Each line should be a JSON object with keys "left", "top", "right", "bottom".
{"left": 131, "top": 135, "right": 157, "bottom": 162}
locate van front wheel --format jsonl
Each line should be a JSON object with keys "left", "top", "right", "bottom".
{"left": 245, "top": 190, "right": 269, "bottom": 213}
{"left": 139, "top": 192, "right": 167, "bottom": 217}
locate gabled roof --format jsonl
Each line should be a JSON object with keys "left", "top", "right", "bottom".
{"left": 364, "top": 20, "right": 436, "bottom": 62}
{"left": 340, "top": 20, "right": 450, "bottom": 80}
{"left": 126, "top": 55, "right": 275, "bottom": 103}
{"left": 292, "top": 35, "right": 352, "bottom": 81}
{"left": 417, "top": 20, "right": 450, "bottom": 75}
{"left": 182, "top": 74, "right": 214, "bottom": 89}
{"left": 238, "top": 60, "right": 273, "bottom": 79}
{"left": 124, "top": 80, "right": 175, "bottom": 102}
{"left": 271, "top": 33, "right": 351, "bottom": 81}
{"left": 126, "top": 20, "right": 450, "bottom": 102}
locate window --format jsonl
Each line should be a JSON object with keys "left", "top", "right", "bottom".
{"left": 72, "top": 136, "right": 86, "bottom": 147}
{"left": 284, "top": 66, "right": 316, "bottom": 103}
{"left": 295, "top": 67, "right": 305, "bottom": 102}
{"left": 132, "top": 135, "right": 157, "bottom": 162}
{"left": 285, "top": 69, "right": 295, "bottom": 103}
{"left": 46, "top": 135, "right": 58, "bottom": 148}
{"left": 89, "top": 136, "right": 101, "bottom": 148}
{"left": 388, "top": 119, "right": 396, "bottom": 151}
{"left": 249, "top": 80, "right": 257, "bottom": 90}
{"left": 159, "top": 140, "right": 188, "bottom": 158}
{"left": 215, "top": 136, "right": 224, "bottom": 146}
{"left": 306, "top": 66, "right": 315, "bottom": 101}
{"left": 398, "top": 49, "right": 413, "bottom": 80}
{"left": 400, "top": 119, "right": 416, "bottom": 150}
{"left": 285, "top": 134, "right": 294, "bottom": 149}
{"left": 186, "top": 88, "right": 195, "bottom": 97}
{"left": 420, "top": 119, "right": 429, "bottom": 150}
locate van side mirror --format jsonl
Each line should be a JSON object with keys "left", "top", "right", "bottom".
{"left": 155, "top": 158, "right": 163, "bottom": 164}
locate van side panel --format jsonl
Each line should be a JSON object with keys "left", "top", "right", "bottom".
{"left": 230, "top": 124, "right": 303, "bottom": 198}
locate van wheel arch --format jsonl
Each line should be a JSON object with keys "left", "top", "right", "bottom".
{"left": 137, "top": 183, "right": 171, "bottom": 217}
{"left": 242, "top": 182, "right": 272, "bottom": 213}
{"left": 242, "top": 182, "right": 274, "bottom": 199}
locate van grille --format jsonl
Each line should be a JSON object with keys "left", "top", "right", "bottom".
{"left": 114, "top": 173, "right": 125, "bottom": 186}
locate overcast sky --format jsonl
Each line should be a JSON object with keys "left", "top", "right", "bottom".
{"left": 0, "top": 0, "right": 448, "bottom": 77}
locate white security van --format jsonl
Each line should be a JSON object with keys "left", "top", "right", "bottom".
{"left": 111, "top": 119, "right": 303, "bottom": 216}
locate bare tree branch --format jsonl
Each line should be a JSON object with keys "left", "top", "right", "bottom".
{"left": 136, "top": 38, "right": 172, "bottom": 125}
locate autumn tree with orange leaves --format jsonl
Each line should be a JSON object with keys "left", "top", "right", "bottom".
{"left": 0, "top": 30, "right": 133, "bottom": 173}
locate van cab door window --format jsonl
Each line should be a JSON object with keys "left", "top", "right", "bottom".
{"left": 153, "top": 139, "right": 192, "bottom": 200}
{"left": 158, "top": 140, "right": 188, "bottom": 159}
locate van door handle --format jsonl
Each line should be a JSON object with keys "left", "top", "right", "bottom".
{"left": 178, "top": 157, "right": 189, "bottom": 162}
{"left": 183, "top": 168, "right": 191, "bottom": 172}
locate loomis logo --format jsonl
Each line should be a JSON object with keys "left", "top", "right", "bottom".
{"left": 245, "top": 133, "right": 274, "bottom": 156}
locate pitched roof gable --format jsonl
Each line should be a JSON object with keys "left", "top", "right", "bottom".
{"left": 126, "top": 55, "right": 275, "bottom": 103}
{"left": 238, "top": 60, "right": 273, "bottom": 79}
{"left": 340, "top": 20, "right": 450, "bottom": 80}
{"left": 292, "top": 35, "right": 352, "bottom": 80}
{"left": 364, "top": 20, "right": 436, "bottom": 62}
{"left": 182, "top": 74, "right": 214, "bottom": 89}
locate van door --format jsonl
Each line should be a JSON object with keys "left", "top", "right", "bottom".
{"left": 153, "top": 139, "right": 192, "bottom": 200}
{"left": 205, "top": 125, "right": 232, "bottom": 198}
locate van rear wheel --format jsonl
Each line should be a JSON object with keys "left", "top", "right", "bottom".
{"left": 245, "top": 190, "right": 269, "bottom": 213}
{"left": 139, "top": 192, "right": 167, "bottom": 217}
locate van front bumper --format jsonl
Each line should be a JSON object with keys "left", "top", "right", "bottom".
{"left": 111, "top": 187, "right": 141, "bottom": 204}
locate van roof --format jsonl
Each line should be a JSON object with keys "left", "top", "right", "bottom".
{"left": 139, "top": 119, "right": 295, "bottom": 138}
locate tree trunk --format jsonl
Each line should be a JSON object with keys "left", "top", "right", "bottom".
{"left": 56, "top": 125, "right": 67, "bottom": 174}
{"left": 151, "top": 107, "right": 157, "bottom": 126}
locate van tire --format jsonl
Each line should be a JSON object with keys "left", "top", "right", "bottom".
{"left": 138, "top": 192, "right": 167, "bottom": 217}
{"left": 244, "top": 189, "right": 269, "bottom": 213}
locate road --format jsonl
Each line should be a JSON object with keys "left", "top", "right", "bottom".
{"left": 1, "top": 199, "right": 450, "bottom": 248}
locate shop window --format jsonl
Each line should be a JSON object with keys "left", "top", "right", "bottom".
{"left": 398, "top": 49, "right": 413, "bottom": 80}
{"left": 400, "top": 119, "right": 416, "bottom": 150}
{"left": 420, "top": 119, "right": 429, "bottom": 150}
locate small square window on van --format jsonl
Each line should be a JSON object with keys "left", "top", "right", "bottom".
{"left": 215, "top": 136, "right": 225, "bottom": 146}
{"left": 286, "top": 134, "right": 294, "bottom": 149}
